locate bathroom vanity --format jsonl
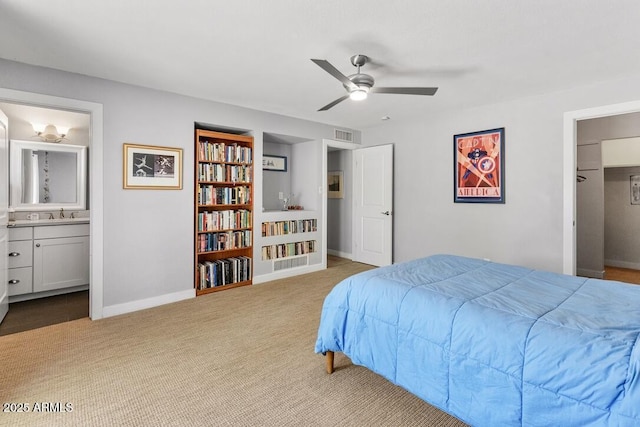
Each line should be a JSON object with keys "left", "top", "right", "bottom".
{"left": 6, "top": 138, "right": 90, "bottom": 302}
{"left": 8, "top": 219, "right": 89, "bottom": 302}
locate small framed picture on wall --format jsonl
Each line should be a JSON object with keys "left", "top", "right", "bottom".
{"left": 328, "top": 171, "right": 344, "bottom": 199}
{"left": 123, "top": 143, "right": 183, "bottom": 189}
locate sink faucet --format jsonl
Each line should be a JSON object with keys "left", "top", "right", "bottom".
{"left": 59, "top": 208, "right": 65, "bottom": 219}
{"left": 70, "top": 212, "right": 76, "bottom": 219}
{"left": 49, "top": 213, "right": 54, "bottom": 219}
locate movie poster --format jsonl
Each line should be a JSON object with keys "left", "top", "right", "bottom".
{"left": 454, "top": 128, "right": 505, "bottom": 203}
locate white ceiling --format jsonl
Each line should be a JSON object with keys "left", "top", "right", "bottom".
{"left": 1, "top": 1, "right": 640, "bottom": 130}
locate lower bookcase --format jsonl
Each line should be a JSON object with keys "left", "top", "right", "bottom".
{"left": 195, "top": 248, "right": 253, "bottom": 295}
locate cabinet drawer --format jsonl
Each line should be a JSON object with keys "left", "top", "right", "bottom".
{"left": 8, "top": 267, "right": 33, "bottom": 296}
{"left": 9, "top": 226, "right": 33, "bottom": 241}
{"left": 34, "top": 224, "right": 90, "bottom": 239}
{"left": 8, "top": 240, "right": 33, "bottom": 268}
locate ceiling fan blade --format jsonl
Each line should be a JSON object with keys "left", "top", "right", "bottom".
{"left": 311, "top": 59, "right": 358, "bottom": 91}
{"left": 318, "top": 95, "right": 350, "bottom": 111}
{"left": 371, "top": 87, "right": 438, "bottom": 96}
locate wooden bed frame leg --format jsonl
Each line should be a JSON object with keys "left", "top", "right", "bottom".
{"left": 326, "top": 351, "right": 335, "bottom": 374}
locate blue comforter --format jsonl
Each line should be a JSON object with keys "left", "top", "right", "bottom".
{"left": 315, "top": 254, "right": 640, "bottom": 426}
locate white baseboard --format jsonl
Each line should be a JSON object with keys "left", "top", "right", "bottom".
{"left": 576, "top": 268, "right": 605, "bottom": 279}
{"left": 253, "top": 263, "right": 325, "bottom": 284}
{"left": 102, "top": 288, "right": 195, "bottom": 318}
{"left": 604, "top": 259, "right": 640, "bottom": 270}
{"left": 327, "top": 249, "right": 352, "bottom": 259}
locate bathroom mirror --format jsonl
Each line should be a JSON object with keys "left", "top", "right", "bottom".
{"left": 9, "top": 139, "right": 87, "bottom": 211}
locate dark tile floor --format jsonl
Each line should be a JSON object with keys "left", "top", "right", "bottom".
{"left": 0, "top": 290, "right": 89, "bottom": 336}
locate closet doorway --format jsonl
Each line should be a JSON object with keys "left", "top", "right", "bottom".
{"left": 566, "top": 102, "right": 640, "bottom": 282}
{"left": 325, "top": 143, "right": 353, "bottom": 266}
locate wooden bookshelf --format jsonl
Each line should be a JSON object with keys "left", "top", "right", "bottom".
{"left": 195, "top": 129, "right": 253, "bottom": 295}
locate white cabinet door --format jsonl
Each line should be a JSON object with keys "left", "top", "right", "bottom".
{"left": 33, "top": 236, "right": 90, "bottom": 292}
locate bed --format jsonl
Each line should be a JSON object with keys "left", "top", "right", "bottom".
{"left": 315, "top": 254, "right": 640, "bottom": 426}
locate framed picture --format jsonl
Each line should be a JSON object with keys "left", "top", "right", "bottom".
{"left": 263, "top": 154, "right": 287, "bottom": 172}
{"left": 123, "top": 143, "right": 183, "bottom": 189}
{"left": 328, "top": 171, "right": 344, "bottom": 199}
{"left": 631, "top": 175, "right": 640, "bottom": 205}
{"left": 454, "top": 127, "right": 505, "bottom": 203}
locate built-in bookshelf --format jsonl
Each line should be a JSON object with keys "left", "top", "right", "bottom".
{"left": 261, "top": 219, "right": 317, "bottom": 236}
{"left": 195, "top": 129, "right": 253, "bottom": 295}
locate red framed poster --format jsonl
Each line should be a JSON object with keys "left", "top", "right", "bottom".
{"left": 454, "top": 127, "right": 505, "bottom": 203}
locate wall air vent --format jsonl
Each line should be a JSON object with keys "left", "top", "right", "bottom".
{"left": 273, "top": 255, "right": 309, "bottom": 271}
{"left": 334, "top": 129, "right": 353, "bottom": 143}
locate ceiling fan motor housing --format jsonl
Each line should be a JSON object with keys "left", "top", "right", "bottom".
{"left": 345, "top": 73, "right": 375, "bottom": 92}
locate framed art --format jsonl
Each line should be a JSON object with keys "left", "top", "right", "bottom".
{"left": 631, "top": 175, "right": 640, "bottom": 205}
{"left": 263, "top": 154, "right": 287, "bottom": 172}
{"left": 123, "top": 143, "right": 183, "bottom": 189}
{"left": 328, "top": 171, "right": 344, "bottom": 199}
{"left": 454, "top": 127, "right": 505, "bottom": 203}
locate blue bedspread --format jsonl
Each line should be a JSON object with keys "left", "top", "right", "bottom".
{"left": 315, "top": 254, "right": 640, "bottom": 426}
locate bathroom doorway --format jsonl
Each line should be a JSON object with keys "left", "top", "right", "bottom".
{"left": 0, "top": 89, "right": 104, "bottom": 333}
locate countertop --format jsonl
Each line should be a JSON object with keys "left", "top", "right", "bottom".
{"left": 8, "top": 218, "right": 90, "bottom": 227}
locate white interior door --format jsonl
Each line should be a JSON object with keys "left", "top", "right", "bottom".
{"left": 0, "top": 108, "right": 9, "bottom": 323}
{"left": 352, "top": 144, "right": 393, "bottom": 266}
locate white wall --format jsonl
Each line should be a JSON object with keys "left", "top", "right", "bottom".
{"left": 0, "top": 58, "right": 360, "bottom": 313}
{"left": 362, "top": 74, "right": 640, "bottom": 273}
{"left": 262, "top": 142, "right": 291, "bottom": 211}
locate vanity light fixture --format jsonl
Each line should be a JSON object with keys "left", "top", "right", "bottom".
{"left": 32, "top": 123, "right": 71, "bottom": 143}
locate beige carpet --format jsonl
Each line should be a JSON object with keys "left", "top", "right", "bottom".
{"left": 0, "top": 258, "right": 466, "bottom": 427}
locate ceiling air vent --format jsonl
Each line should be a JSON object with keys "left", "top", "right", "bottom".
{"left": 334, "top": 129, "right": 353, "bottom": 143}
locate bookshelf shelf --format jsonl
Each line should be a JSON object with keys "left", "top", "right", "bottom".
{"left": 195, "top": 129, "right": 254, "bottom": 295}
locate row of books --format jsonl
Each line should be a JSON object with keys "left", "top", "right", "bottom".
{"left": 198, "top": 163, "right": 252, "bottom": 183}
{"left": 198, "top": 209, "right": 251, "bottom": 232}
{"left": 198, "top": 185, "right": 251, "bottom": 206}
{"left": 198, "top": 230, "right": 252, "bottom": 253}
{"left": 197, "top": 256, "right": 252, "bottom": 289}
{"left": 198, "top": 141, "right": 252, "bottom": 164}
{"left": 261, "top": 219, "right": 317, "bottom": 236}
{"left": 261, "top": 240, "right": 316, "bottom": 260}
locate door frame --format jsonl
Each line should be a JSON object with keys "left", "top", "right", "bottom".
{"left": 563, "top": 99, "right": 640, "bottom": 275}
{"left": 0, "top": 88, "right": 104, "bottom": 319}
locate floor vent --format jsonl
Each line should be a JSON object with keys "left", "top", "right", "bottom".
{"left": 274, "top": 255, "right": 308, "bottom": 271}
{"left": 334, "top": 129, "right": 353, "bottom": 142}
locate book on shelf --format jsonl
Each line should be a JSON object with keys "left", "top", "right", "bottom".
{"left": 198, "top": 230, "right": 252, "bottom": 253}
{"left": 198, "top": 141, "right": 252, "bottom": 164}
{"left": 199, "top": 209, "right": 251, "bottom": 231}
{"left": 198, "top": 163, "right": 252, "bottom": 183}
{"left": 261, "top": 240, "right": 317, "bottom": 260}
{"left": 261, "top": 219, "right": 318, "bottom": 236}
{"left": 197, "top": 256, "right": 252, "bottom": 289}
{"left": 198, "top": 185, "right": 251, "bottom": 206}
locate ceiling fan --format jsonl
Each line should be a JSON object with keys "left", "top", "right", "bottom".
{"left": 311, "top": 54, "right": 438, "bottom": 111}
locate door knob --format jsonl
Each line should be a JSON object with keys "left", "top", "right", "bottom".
{"left": 8, "top": 279, "right": 20, "bottom": 285}
{"left": 35, "top": 243, "right": 40, "bottom": 247}
{"left": 381, "top": 211, "right": 390, "bottom": 216}
{"left": 8, "top": 252, "right": 20, "bottom": 257}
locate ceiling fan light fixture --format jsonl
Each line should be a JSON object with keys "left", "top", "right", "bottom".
{"left": 349, "top": 87, "right": 369, "bottom": 101}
